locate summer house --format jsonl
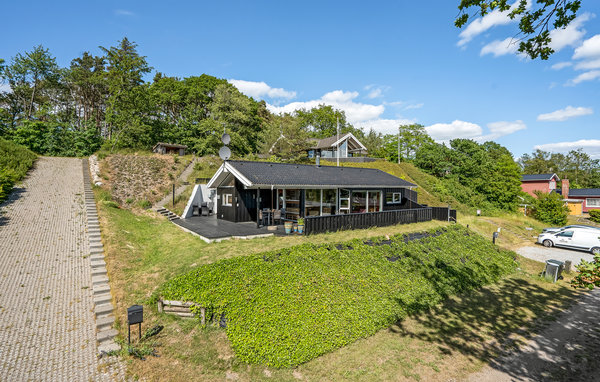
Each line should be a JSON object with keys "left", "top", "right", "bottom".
{"left": 206, "top": 160, "right": 419, "bottom": 223}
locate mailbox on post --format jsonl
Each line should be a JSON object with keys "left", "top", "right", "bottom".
{"left": 127, "top": 305, "right": 143, "bottom": 344}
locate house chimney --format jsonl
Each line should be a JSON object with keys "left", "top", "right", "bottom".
{"left": 562, "top": 179, "right": 570, "bottom": 198}
{"left": 316, "top": 154, "right": 320, "bottom": 167}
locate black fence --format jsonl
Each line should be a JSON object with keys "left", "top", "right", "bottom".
{"left": 431, "top": 206, "right": 457, "bottom": 222}
{"left": 304, "top": 208, "right": 433, "bottom": 235}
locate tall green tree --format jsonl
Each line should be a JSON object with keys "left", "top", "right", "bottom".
{"left": 100, "top": 37, "right": 152, "bottom": 148}
{"left": 65, "top": 52, "right": 108, "bottom": 129}
{"left": 260, "top": 113, "right": 309, "bottom": 161}
{"left": 296, "top": 105, "right": 349, "bottom": 138}
{"left": 397, "top": 124, "right": 432, "bottom": 161}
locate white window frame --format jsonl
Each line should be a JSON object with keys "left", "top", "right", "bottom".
{"left": 587, "top": 198, "right": 600, "bottom": 207}
{"left": 393, "top": 192, "right": 401, "bottom": 203}
{"left": 222, "top": 194, "right": 233, "bottom": 206}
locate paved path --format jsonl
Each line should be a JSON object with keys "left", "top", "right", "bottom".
{"left": 0, "top": 157, "right": 123, "bottom": 381}
{"left": 517, "top": 245, "right": 594, "bottom": 266}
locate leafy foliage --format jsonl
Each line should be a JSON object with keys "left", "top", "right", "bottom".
{"left": 532, "top": 191, "right": 569, "bottom": 225}
{"left": 571, "top": 254, "right": 600, "bottom": 290}
{"left": 455, "top": 0, "right": 582, "bottom": 60}
{"left": 519, "top": 148, "right": 600, "bottom": 188}
{"left": 0, "top": 137, "right": 36, "bottom": 201}
{"left": 589, "top": 210, "right": 600, "bottom": 223}
{"left": 158, "top": 225, "right": 517, "bottom": 368}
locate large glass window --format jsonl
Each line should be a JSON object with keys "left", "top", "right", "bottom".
{"left": 587, "top": 198, "right": 600, "bottom": 207}
{"left": 305, "top": 189, "right": 321, "bottom": 216}
{"left": 339, "top": 140, "right": 348, "bottom": 157}
{"left": 339, "top": 189, "right": 350, "bottom": 214}
{"left": 368, "top": 191, "right": 381, "bottom": 212}
{"left": 284, "top": 189, "right": 301, "bottom": 219}
{"left": 386, "top": 192, "right": 401, "bottom": 204}
{"left": 322, "top": 189, "right": 337, "bottom": 215}
{"left": 351, "top": 191, "right": 367, "bottom": 213}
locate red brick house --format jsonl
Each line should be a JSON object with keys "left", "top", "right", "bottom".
{"left": 563, "top": 187, "right": 600, "bottom": 213}
{"left": 520, "top": 173, "right": 559, "bottom": 197}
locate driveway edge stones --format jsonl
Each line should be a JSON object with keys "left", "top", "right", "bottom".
{"left": 82, "top": 158, "right": 120, "bottom": 354}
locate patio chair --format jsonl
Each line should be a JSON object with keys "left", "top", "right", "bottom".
{"left": 273, "top": 209, "right": 282, "bottom": 224}
{"left": 201, "top": 202, "right": 209, "bottom": 217}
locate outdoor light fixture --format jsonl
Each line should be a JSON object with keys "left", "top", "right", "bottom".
{"left": 127, "top": 304, "right": 143, "bottom": 344}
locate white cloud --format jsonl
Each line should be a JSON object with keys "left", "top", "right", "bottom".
{"left": 480, "top": 38, "right": 519, "bottom": 57}
{"left": 228, "top": 79, "right": 296, "bottom": 100}
{"left": 363, "top": 84, "right": 389, "bottom": 99}
{"left": 425, "top": 120, "right": 483, "bottom": 141}
{"left": 267, "top": 90, "right": 385, "bottom": 124}
{"left": 357, "top": 118, "right": 417, "bottom": 135}
{"left": 114, "top": 9, "right": 135, "bottom": 16}
{"left": 567, "top": 70, "right": 600, "bottom": 85}
{"left": 535, "top": 139, "right": 600, "bottom": 159}
{"left": 548, "top": 13, "right": 591, "bottom": 52}
{"left": 551, "top": 61, "right": 572, "bottom": 70}
{"left": 487, "top": 120, "right": 526, "bottom": 135}
{"left": 573, "top": 34, "right": 600, "bottom": 60}
{"left": 537, "top": 106, "right": 593, "bottom": 121}
{"left": 574, "top": 58, "right": 600, "bottom": 70}
{"left": 404, "top": 103, "right": 424, "bottom": 110}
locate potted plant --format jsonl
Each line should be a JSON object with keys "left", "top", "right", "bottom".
{"left": 284, "top": 220, "right": 293, "bottom": 234}
{"left": 297, "top": 218, "right": 305, "bottom": 234}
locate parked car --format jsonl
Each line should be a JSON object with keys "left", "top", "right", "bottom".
{"left": 537, "top": 227, "right": 600, "bottom": 255}
{"left": 542, "top": 225, "right": 600, "bottom": 234}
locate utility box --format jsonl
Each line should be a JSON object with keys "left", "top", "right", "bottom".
{"left": 544, "top": 260, "right": 564, "bottom": 283}
{"left": 128, "top": 305, "right": 143, "bottom": 325}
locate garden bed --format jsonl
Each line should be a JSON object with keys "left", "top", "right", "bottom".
{"left": 157, "top": 225, "right": 518, "bottom": 368}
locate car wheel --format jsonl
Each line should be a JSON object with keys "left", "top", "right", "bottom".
{"left": 591, "top": 247, "right": 600, "bottom": 255}
{"left": 543, "top": 239, "right": 553, "bottom": 248}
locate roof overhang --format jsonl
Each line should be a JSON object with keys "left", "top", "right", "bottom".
{"left": 331, "top": 132, "right": 367, "bottom": 151}
{"left": 207, "top": 161, "right": 253, "bottom": 188}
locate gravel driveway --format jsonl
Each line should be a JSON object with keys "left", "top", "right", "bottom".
{"left": 517, "top": 245, "right": 594, "bottom": 266}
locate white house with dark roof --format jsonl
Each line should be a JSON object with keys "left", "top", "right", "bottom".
{"left": 206, "top": 160, "right": 418, "bottom": 223}
{"left": 307, "top": 133, "right": 367, "bottom": 159}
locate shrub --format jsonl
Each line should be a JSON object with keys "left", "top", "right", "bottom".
{"left": 138, "top": 200, "right": 152, "bottom": 209}
{"left": 589, "top": 210, "right": 600, "bottom": 223}
{"left": 571, "top": 254, "right": 600, "bottom": 289}
{"left": 0, "top": 138, "right": 37, "bottom": 202}
{"left": 158, "top": 225, "right": 517, "bottom": 368}
{"left": 532, "top": 191, "right": 568, "bottom": 226}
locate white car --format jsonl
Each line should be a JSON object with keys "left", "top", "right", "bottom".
{"left": 537, "top": 227, "right": 600, "bottom": 255}
{"left": 542, "top": 225, "right": 600, "bottom": 234}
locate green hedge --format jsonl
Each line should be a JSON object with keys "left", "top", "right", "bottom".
{"left": 589, "top": 210, "right": 600, "bottom": 223}
{"left": 158, "top": 225, "right": 517, "bottom": 367}
{"left": 0, "top": 138, "right": 37, "bottom": 202}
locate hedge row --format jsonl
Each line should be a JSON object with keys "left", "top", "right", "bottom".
{"left": 158, "top": 225, "right": 518, "bottom": 367}
{"left": 0, "top": 138, "right": 37, "bottom": 202}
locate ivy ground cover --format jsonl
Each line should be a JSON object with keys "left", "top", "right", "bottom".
{"left": 158, "top": 225, "right": 517, "bottom": 368}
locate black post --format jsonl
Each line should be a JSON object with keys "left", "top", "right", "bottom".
{"left": 128, "top": 324, "right": 131, "bottom": 345}
{"left": 138, "top": 322, "right": 141, "bottom": 341}
{"left": 172, "top": 183, "right": 175, "bottom": 207}
{"left": 256, "top": 188, "right": 260, "bottom": 228}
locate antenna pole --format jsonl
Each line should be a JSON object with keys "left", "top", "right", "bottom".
{"left": 337, "top": 116, "right": 340, "bottom": 167}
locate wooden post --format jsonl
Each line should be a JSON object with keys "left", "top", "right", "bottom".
{"left": 256, "top": 188, "right": 260, "bottom": 228}
{"left": 200, "top": 307, "right": 206, "bottom": 325}
{"left": 157, "top": 300, "right": 163, "bottom": 313}
{"left": 172, "top": 184, "right": 175, "bottom": 207}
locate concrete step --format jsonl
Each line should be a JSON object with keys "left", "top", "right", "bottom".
{"left": 95, "top": 303, "right": 114, "bottom": 318}
{"left": 94, "top": 293, "right": 112, "bottom": 306}
{"left": 93, "top": 283, "right": 111, "bottom": 296}
{"left": 97, "top": 328, "right": 118, "bottom": 343}
{"left": 90, "top": 259, "right": 106, "bottom": 269}
{"left": 92, "top": 267, "right": 107, "bottom": 277}
{"left": 92, "top": 275, "right": 109, "bottom": 286}
{"left": 98, "top": 341, "right": 120, "bottom": 354}
{"left": 96, "top": 315, "right": 115, "bottom": 331}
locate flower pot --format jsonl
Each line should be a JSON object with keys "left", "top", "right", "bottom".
{"left": 297, "top": 224, "right": 304, "bottom": 234}
{"left": 293, "top": 223, "right": 298, "bottom": 232}
{"left": 284, "top": 221, "right": 292, "bottom": 234}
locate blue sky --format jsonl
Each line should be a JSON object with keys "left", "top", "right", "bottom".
{"left": 2, "top": 1, "right": 600, "bottom": 159}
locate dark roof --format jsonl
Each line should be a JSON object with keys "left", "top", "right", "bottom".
{"left": 521, "top": 173, "right": 559, "bottom": 181}
{"left": 225, "top": 160, "right": 416, "bottom": 188}
{"left": 153, "top": 142, "right": 187, "bottom": 149}
{"left": 308, "top": 133, "right": 366, "bottom": 152}
{"left": 569, "top": 188, "right": 600, "bottom": 197}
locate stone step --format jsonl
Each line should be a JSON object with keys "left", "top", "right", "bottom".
{"left": 93, "top": 283, "right": 111, "bottom": 296}
{"left": 98, "top": 341, "right": 120, "bottom": 355}
{"left": 92, "top": 267, "right": 107, "bottom": 277}
{"left": 89, "top": 253, "right": 104, "bottom": 261}
{"left": 92, "top": 275, "right": 109, "bottom": 286}
{"left": 90, "top": 259, "right": 106, "bottom": 269}
{"left": 94, "top": 293, "right": 112, "bottom": 306}
{"left": 97, "top": 328, "right": 118, "bottom": 343}
{"left": 95, "top": 303, "right": 114, "bottom": 318}
{"left": 96, "top": 315, "right": 115, "bottom": 331}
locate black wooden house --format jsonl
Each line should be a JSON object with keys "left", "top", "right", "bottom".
{"left": 206, "top": 160, "right": 420, "bottom": 224}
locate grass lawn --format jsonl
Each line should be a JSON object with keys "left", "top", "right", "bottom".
{"left": 95, "top": 193, "right": 582, "bottom": 381}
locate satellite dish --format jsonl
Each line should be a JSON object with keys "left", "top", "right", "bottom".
{"left": 221, "top": 133, "right": 231, "bottom": 145}
{"left": 219, "top": 146, "right": 231, "bottom": 161}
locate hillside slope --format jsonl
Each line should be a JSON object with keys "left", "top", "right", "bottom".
{"left": 0, "top": 138, "right": 37, "bottom": 202}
